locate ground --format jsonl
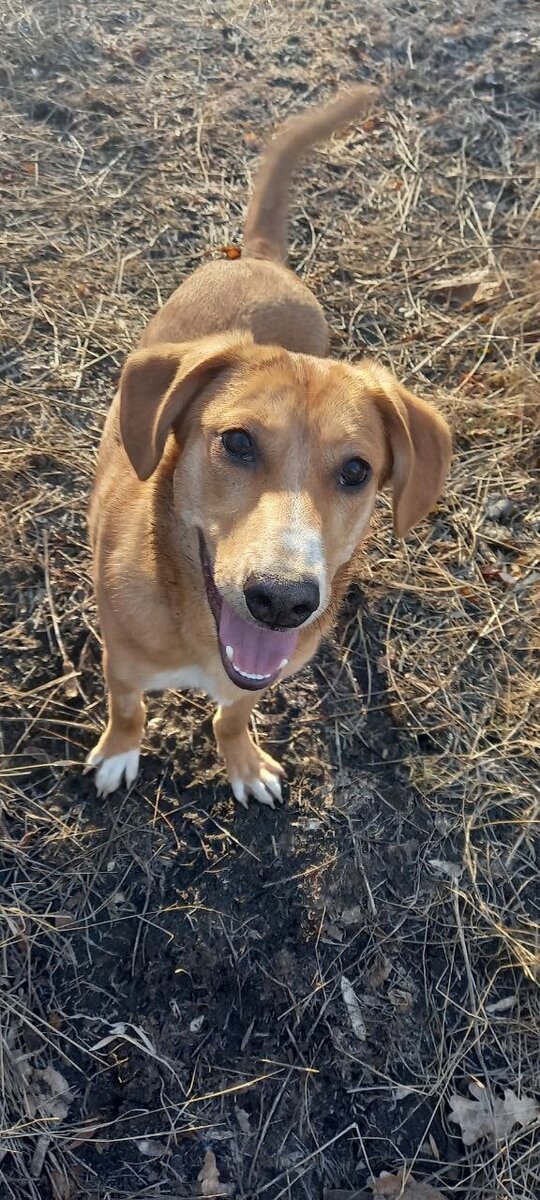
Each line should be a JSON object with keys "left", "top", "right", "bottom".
{"left": 0, "top": 1, "right": 539, "bottom": 1198}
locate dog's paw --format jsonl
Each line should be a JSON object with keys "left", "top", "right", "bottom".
{"left": 223, "top": 737, "right": 285, "bottom": 809}
{"left": 84, "top": 746, "right": 140, "bottom": 797}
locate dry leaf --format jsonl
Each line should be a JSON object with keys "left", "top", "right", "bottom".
{"left": 370, "top": 1170, "right": 445, "bottom": 1198}
{"left": 485, "top": 996, "right": 515, "bottom": 1016}
{"left": 429, "top": 269, "right": 503, "bottom": 308}
{"left": 48, "top": 1165, "right": 72, "bottom": 1200}
{"left": 341, "top": 905, "right": 364, "bottom": 926}
{"left": 428, "top": 858, "right": 462, "bottom": 881}
{"left": 217, "top": 244, "right": 241, "bottom": 260}
{"left": 324, "top": 922, "right": 344, "bottom": 942}
{"left": 136, "top": 1137, "right": 168, "bottom": 1158}
{"left": 369, "top": 955, "right": 392, "bottom": 988}
{"left": 31, "top": 1134, "right": 50, "bottom": 1179}
{"left": 53, "top": 912, "right": 74, "bottom": 929}
{"left": 393, "top": 1084, "right": 415, "bottom": 1102}
{"left": 428, "top": 1133, "right": 440, "bottom": 1161}
{"left": 340, "top": 975, "right": 367, "bottom": 1040}
{"left": 472, "top": 278, "right": 504, "bottom": 305}
{"left": 360, "top": 115, "right": 379, "bottom": 132}
{"left": 235, "top": 1106, "right": 252, "bottom": 1135}
{"left": 41, "top": 1066, "right": 72, "bottom": 1100}
{"left": 67, "top": 1116, "right": 104, "bottom": 1149}
{"left": 448, "top": 1081, "right": 540, "bottom": 1146}
{"left": 198, "top": 1148, "right": 230, "bottom": 1196}
{"left": 387, "top": 985, "right": 414, "bottom": 1012}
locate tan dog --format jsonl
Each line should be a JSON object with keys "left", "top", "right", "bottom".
{"left": 87, "top": 87, "right": 451, "bottom": 807}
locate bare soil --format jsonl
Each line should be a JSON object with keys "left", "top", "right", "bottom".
{"left": 1, "top": 2, "right": 539, "bottom": 1199}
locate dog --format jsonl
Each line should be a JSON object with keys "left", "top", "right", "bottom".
{"left": 86, "top": 86, "right": 451, "bottom": 808}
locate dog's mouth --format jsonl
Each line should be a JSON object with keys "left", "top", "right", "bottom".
{"left": 198, "top": 533, "right": 298, "bottom": 691}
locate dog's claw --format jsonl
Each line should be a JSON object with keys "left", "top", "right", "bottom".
{"left": 227, "top": 748, "right": 284, "bottom": 809}
{"left": 85, "top": 747, "right": 140, "bottom": 796}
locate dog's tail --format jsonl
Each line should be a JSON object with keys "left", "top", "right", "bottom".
{"left": 243, "top": 85, "right": 378, "bottom": 265}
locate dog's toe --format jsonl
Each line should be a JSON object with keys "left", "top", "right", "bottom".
{"left": 229, "top": 761, "right": 283, "bottom": 809}
{"left": 86, "top": 748, "right": 140, "bottom": 796}
{"left": 260, "top": 767, "right": 283, "bottom": 802}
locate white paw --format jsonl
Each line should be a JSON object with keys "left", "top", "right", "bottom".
{"left": 85, "top": 748, "right": 140, "bottom": 797}
{"left": 230, "top": 767, "right": 283, "bottom": 810}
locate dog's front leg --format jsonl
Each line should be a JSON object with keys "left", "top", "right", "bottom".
{"left": 213, "top": 693, "right": 284, "bottom": 809}
{"left": 86, "top": 650, "right": 146, "bottom": 797}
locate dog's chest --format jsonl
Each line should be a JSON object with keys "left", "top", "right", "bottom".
{"left": 145, "top": 665, "right": 231, "bottom": 705}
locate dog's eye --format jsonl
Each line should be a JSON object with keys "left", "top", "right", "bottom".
{"left": 221, "top": 428, "right": 255, "bottom": 463}
{"left": 339, "top": 457, "right": 371, "bottom": 489}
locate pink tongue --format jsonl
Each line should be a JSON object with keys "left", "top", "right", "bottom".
{"left": 219, "top": 599, "right": 298, "bottom": 677}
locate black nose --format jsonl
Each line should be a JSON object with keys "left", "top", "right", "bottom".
{"left": 243, "top": 575, "right": 320, "bottom": 629}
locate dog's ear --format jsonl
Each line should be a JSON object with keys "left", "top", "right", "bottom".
{"left": 364, "top": 363, "right": 452, "bottom": 537}
{"left": 119, "top": 332, "right": 254, "bottom": 481}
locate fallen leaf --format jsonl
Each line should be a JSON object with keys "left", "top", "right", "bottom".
{"left": 387, "top": 985, "right": 414, "bottom": 1012}
{"left": 368, "top": 955, "right": 392, "bottom": 988}
{"left": 393, "top": 1084, "right": 415, "bottom": 1102}
{"left": 429, "top": 269, "right": 503, "bottom": 308}
{"left": 341, "top": 905, "right": 364, "bottom": 926}
{"left": 41, "top": 1066, "right": 73, "bottom": 1105}
{"left": 340, "top": 975, "right": 367, "bottom": 1041}
{"left": 198, "top": 1148, "right": 230, "bottom": 1196}
{"left": 449, "top": 1081, "right": 540, "bottom": 1146}
{"left": 442, "top": 21, "right": 465, "bottom": 36}
{"left": 136, "top": 1137, "right": 168, "bottom": 1158}
{"left": 360, "top": 115, "right": 379, "bottom": 132}
{"left": 235, "top": 1105, "right": 252, "bottom": 1135}
{"left": 485, "top": 996, "right": 515, "bottom": 1016}
{"left": 190, "top": 1014, "right": 205, "bottom": 1033}
{"left": 428, "top": 858, "right": 462, "bottom": 881}
{"left": 53, "top": 912, "right": 74, "bottom": 929}
{"left": 31, "top": 1134, "right": 50, "bottom": 1179}
{"left": 484, "top": 496, "right": 514, "bottom": 523}
{"left": 217, "top": 244, "right": 241, "bottom": 260}
{"left": 472, "top": 278, "right": 504, "bottom": 305}
{"left": 324, "top": 922, "right": 344, "bottom": 942}
{"left": 48, "top": 1165, "right": 72, "bottom": 1200}
{"left": 370, "top": 1170, "right": 446, "bottom": 1198}
{"left": 66, "top": 1116, "right": 104, "bottom": 1148}
{"left": 428, "top": 1133, "right": 440, "bottom": 1161}
{"left": 298, "top": 817, "right": 323, "bottom": 831}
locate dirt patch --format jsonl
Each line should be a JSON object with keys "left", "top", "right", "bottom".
{"left": 1, "top": 2, "right": 538, "bottom": 1198}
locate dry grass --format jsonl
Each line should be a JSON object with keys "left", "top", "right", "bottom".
{"left": 1, "top": 1, "right": 539, "bottom": 1198}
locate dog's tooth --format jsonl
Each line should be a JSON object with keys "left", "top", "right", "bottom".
{"left": 279, "top": 658, "right": 289, "bottom": 669}
{"left": 234, "top": 665, "right": 272, "bottom": 682}
{"left": 225, "top": 645, "right": 234, "bottom": 661}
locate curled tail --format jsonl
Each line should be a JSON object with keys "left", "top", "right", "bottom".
{"left": 243, "top": 84, "right": 378, "bottom": 265}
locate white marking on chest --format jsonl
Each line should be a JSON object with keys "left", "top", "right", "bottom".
{"left": 145, "top": 667, "right": 231, "bottom": 705}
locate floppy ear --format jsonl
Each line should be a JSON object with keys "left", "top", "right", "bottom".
{"left": 365, "top": 363, "right": 452, "bottom": 537}
{"left": 119, "top": 332, "right": 254, "bottom": 480}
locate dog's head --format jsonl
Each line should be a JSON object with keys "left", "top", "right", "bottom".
{"left": 119, "top": 332, "right": 451, "bottom": 689}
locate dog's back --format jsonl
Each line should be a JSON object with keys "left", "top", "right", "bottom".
{"left": 141, "top": 85, "right": 377, "bottom": 355}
